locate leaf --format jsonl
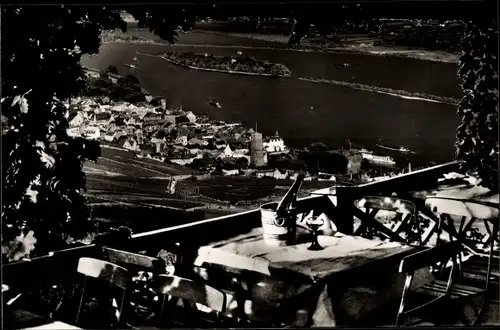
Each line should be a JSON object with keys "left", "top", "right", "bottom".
{"left": 37, "top": 149, "right": 56, "bottom": 169}
{"left": 4, "top": 230, "right": 37, "bottom": 261}
{"left": 10, "top": 90, "right": 31, "bottom": 114}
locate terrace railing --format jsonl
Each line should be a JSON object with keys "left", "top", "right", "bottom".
{"left": 2, "top": 161, "right": 462, "bottom": 290}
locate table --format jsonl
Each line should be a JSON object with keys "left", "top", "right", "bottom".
{"left": 193, "top": 227, "right": 432, "bottom": 326}
{"left": 4, "top": 309, "right": 83, "bottom": 329}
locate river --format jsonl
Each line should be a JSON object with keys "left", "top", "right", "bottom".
{"left": 82, "top": 31, "right": 461, "bottom": 165}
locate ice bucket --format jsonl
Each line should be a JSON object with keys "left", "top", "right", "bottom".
{"left": 260, "top": 202, "right": 295, "bottom": 246}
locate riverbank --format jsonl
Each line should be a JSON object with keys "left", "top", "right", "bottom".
{"left": 100, "top": 29, "right": 460, "bottom": 63}
{"left": 298, "top": 77, "right": 460, "bottom": 105}
{"left": 158, "top": 51, "right": 291, "bottom": 77}
{"left": 197, "top": 30, "right": 461, "bottom": 64}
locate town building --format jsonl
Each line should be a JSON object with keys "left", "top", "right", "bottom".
{"left": 185, "top": 111, "right": 197, "bottom": 123}
{"left": 250, "top": 132, "right": 267, "bottom": 167}
{"left": 67, "top": 127, "right": 82, "bottom": 137}
{"left": 68, "top": 112, "right": 85, "bottom": 127}
{"left": 263, "top": 131, "right": 287, "bottom": 153}
{"left": 174, "top": 136, "right": 188, "bottom": 146}
{"left": 116, "top": 136, "right": 140, "bottom": 151}
{"left": 82, "top": 126, "right": 100, "bottom": 140}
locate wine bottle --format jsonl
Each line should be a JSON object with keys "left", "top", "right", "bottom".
{"left": 276, "top": 172, "right": 305, "bottom": 218}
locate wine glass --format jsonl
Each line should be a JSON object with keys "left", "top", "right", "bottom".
{"left": 306, "top": 216, "right": 325, "bottom": 251}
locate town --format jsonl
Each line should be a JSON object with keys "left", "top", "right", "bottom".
{"left": 61, "top": 69, "right": 405, "bottom": 184}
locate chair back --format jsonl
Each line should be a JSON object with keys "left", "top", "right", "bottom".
{"left": 399, "top": 241, "right": 462, "bottom": 274}
{"left": 426, "top": 197, "right": 498, "bottom": 220}
{"left": 77, "top": 257, "right": 129, "bottom": 290}
{"left": 425, "top": 197, "right": 499, "bottom": 253}
{"left": 355, "top": 196, "right": 435, "bottom": 246}
{"left": 76, "top": 258, "right": 130, "bottom": 326}
{"left": 104, "top": 247, "right": 166, "bottom": 274}
{"left": 150, "top": 274, "right": 227, "bottom": 314}
{"left": 395, "top": 241, "right": 462, "bottom": 326}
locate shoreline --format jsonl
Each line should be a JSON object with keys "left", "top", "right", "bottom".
{"left": 298, "top": 78, "right": 460, "bottom": 105}
{"left": 137, "top": 52, "right": 283, "bottom": 77}
{"left": 194, "top": 30, "right": 461, "bottom": 64}
{"left": 102, "top": 31, "right": 458, "bottom": 64}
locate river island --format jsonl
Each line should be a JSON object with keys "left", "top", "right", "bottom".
{"left": 161, "top": 51, "right": 292, "bottom": 77}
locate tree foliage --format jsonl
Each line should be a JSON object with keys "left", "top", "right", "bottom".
{"left": 456, "top": 21, "right": 498, "bottom": 190}
{"left": 1, "top": 5, "right": 196, "bottom": 261}
{"left": 343, "top": 151, "right": 363, "bottom": 178}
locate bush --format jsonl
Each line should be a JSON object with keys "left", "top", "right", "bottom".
{"left": 455, "top": 22, "right": 498, "bottom": 190}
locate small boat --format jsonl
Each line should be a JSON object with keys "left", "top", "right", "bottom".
{"left": 207, "top": 99, "right": 222, "bottom": 108}
{"left": 376, "top": 144, "right": 416, "bottom": 154}
{"left": 124, "top": 64, "right": 138, "bottom": 69}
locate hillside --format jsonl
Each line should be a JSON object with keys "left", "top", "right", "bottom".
{"left": 84, "top": 143, "right": 202, "bottom": 178}
{"left": 84, "top": 142, "right": 335, "bottom": 234}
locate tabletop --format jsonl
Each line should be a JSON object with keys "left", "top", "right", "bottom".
{"left": 4, "top": 309, "right": 83, "bottom": 330}
{"left": 194, "top": 227, "right": 417, "bottom": 282}
{"left": 192, "top": 227, "right": 429, "bottom": 326}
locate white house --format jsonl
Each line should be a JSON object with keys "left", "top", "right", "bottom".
{"left": 68, "top": 112, "right": 85, "bottom": 127}
{"left": 256, "top": 169, "right": 288, "bottom": 180}
{"left": 273, "top": 169, "right": 288, "bottom": 180}
{"left": 103, "top": 132, "right": 116, "bottom": 142}
{"left": 222, "top": 169, "right": 240, "bottom": 176}
{"left": 256, "top": 170, "right": 275, "bottom": 179}
{"left": 263, "top": 131, "right": 287, "bottom": 153}
{"left": 318, "top": 172, "right": 337, "bottom": 181}
{"left": 67, "top": 127, "right": 82, "bottom": 137}
{"left": 174, "top": 136, "right": 188, "bottom": 146}
{"left": 185, "top": 111, "right": 197, "bottom": 123}
{"left": 188, "top": 138, "right": 209, "bottom": 146}
{"left": 215, "top": 140, "right": 227, "bottom": 150}
{"left": 117, "top": 137, "right": 139, "bottom": 151}
{"left": 233, "top": 148, "right": 249, "bottom": 155}
{"left": 217, "top": 145, "right": 234, "bottom": 159}
{"left": 82, "top": 126, "right": 101, "bottom": 140}
{"left": 93, "top": 113, "right": 112, "bottom": 126}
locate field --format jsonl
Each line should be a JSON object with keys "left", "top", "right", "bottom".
{"left": 85, "top": 143, "right": 202, "bottom": 178}
{"left": 84, "top": 143, "right": 336, "bottom": 233}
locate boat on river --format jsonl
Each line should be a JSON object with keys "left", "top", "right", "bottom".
{"left": 377, "top": 144, "right": 416, "bottom": 154}
{"left": 124, "top": 64, "right": 139, "bottom": 70}
{"left": 376, "top": 139, "right": 416, "bottom": 154}
{"left": 207, "top": 98, "right": 223, "bottom": 108}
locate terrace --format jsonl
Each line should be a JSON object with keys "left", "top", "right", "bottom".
{"left": 3, "top": 161, "right": 499, "bottom": 329}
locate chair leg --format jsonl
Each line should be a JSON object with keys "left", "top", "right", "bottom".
{"left": 395, "top": 274, "right": 414, "bottom": 326}
{"left": 471, "top": 294, "right": 486, "bottom": 325}
{"left": 159, "top": 295, "right": 166, "bottom": 325}
{"left": 117, "top": 290, "right": 126, "bottom": 325}
{"left": 75, "top": 277, "right": 87, "bottom": 325}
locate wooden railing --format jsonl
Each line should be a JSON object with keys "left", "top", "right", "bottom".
{"left": 2, "top": 161, "right": 461, "bottom": 289}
